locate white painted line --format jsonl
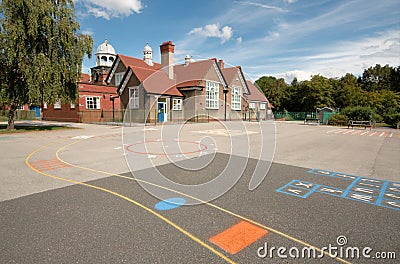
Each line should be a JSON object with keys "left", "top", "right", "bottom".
{"left": 389, "top": 132, "right": 393, "bottom": 138}
{"left": 360, "top": 131, "right": 369, "bottom": 136}
{"left": 343, "top": 130, "right": 353, "bottom": 134}
{"left": 369, "top": 132, "right": 377, "bottom": 137}
{"left": 351, "top": 130, "right": 363, "bottom": 135}
{"left": 71, "top": 135, "right": 94, "bottom": 139}
{"left": 114, "top": 147, "right": 122, "bottom": 150}
{"left": 148, "top": 155, "right": 157, "bottom": 159}
{"left": 334, "top": 130, "right": 346, "bottom": 134}
{"left": 379, "top": 132, "right": 385, "bottom": 137}
{"left": 326, "top": 129, "right": 340, "bottom": 133}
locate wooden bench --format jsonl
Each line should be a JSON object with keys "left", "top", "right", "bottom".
{"left": 304, "top": 118, "right": 320, "bottom": 125}
{"left": 347, "top": 120, "right": 372, "bottom": 130}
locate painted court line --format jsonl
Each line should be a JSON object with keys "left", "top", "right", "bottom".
{"left": 209, "top": 221, "right": 268, "bottom": 255}
{"left": 53, "top": 140, "right": 353, "bottom": 264}
{"left": 369, "top": 132, "right": 377, "bottom": 137}
{"left": 351, "top": 130, "right": 363, "bottom": 135}
{"left": 326, "top": 129, "right": 341, "bottom": 134}
{"left": 343, "top": 130, "right": 353, "bottom": 134}
{"left": 379, "top": 132, "right": 385, "bottom": 137}
{"left": 26, "top": 143, "right": 235, "bottom": 264}
{"left": 360, "top": 131, "right": 370, "bottom": 136}
{"left": 334, "top": 130, "right": 346, "bottom": 134}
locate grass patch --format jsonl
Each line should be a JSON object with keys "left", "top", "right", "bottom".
{"left": 0, "top": 124, "right": 77, "bottom": 134}
{"left": 0, "top": 116, "right": 9, "bottom": 122}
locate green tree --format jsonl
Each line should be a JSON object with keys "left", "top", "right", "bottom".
{"left": 255, "top": 76, "right": 288, "bottom": 111}
{"left": 360, "top": 64, "right": 392, "bottom": 92}
{"left": 333, "top": 73, "right": 364, "bottom": 110}
{"left": 0, "top": 0, "right": 93, "bottom": 129}
{"left": 296, "top": 75, "right": 334, "bottom": 112}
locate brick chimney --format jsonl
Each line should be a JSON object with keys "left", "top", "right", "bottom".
{"left": 218, "top": 59, "right": 224, "bottom": 69}
{"left": 160, "top": 41, "right": 175, "bottom": 79}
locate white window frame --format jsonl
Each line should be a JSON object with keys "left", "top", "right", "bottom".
{"left": 231, "top": 86, "right": 241, "bottom": 110}
{"left": 129, "top": 87, "right": 139, "bottom": 109}
{"left": 85, "top": 96, "right": 100, "bottom": 110}
{"left": 115, "top": 72, "right": 124, "bottom": 86}
{"left": 172, "top": 98, "right": 182, "bottom": 111}
{"left": 70, "top": 101, "right": 76, "bottom": 109}
{"left": 54, "top": 100, "right": 61, "bottom": 109}
{"left": 206, "top": 81, "right": 219, "bottom": 109}
{"left": 249, "top": 102, "right": 256, "bottom": 109}
{"left": 260, "top": 103, "right": 266, "bottom": 110}
{"left": 43, "top": 102, "right": 48, "bottom": 109}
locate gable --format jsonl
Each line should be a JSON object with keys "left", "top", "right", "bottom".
{"left": 203, "top": 60, "right": 227, "bottom": 87}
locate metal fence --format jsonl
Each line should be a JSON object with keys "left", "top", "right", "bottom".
{"left": 0, "top": 110, "right": 37, "bottom": 120}
{"left": 78, "top": 109, "right": 271, "bottom": 125}
{"left": 273, "top": 112, "right": 317, "bottom": 121}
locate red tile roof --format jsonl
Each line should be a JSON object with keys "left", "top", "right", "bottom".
{"left": 79, "top": 73, "right": 91, "bottom": 83}
{"left": 118, "top": 54, "right": 161, "bottom": 71}
{"left": 246, "top": 80, "right": 269, "bottom": 103}
{"left": 174, "top": 59, "right": 221, "bottom": 88}
{"left": 78, "top": 83, "right": 117, "bottom": 94}
{"left": 221, "top": 67, "right": 238, "bottom": 85}
{"left": 117, "top": 54, "right": 182, "bottom": 96}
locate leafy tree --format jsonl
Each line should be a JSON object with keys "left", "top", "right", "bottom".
{"left": 0, "top": 0, "right": 93, "bottom": 129}
{"left": 333, "top": 73, "right": 364, "bottom": 110}
{"left": 255, "top": 76, "right": 288, "bottom": 111}
{"left": 360, "top": 64, "right": 392, "bottom": 91}
{"left": 390, "top": 66, "right": 400, "bottom": 93}
{"left": 296, "top": 75, "right": 334, "bottom": 112}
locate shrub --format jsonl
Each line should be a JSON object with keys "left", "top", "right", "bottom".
{"left": 341, "top": 106, "right": 376, "bottom": 121}
{"left": 285, "top": 115, "right": 294, "bottom": 121}
{"left": 328, "top": 114, "right": 348, "bottom": 126}
{"left": 383, "top": 113, "right": 400, "bottom": 128}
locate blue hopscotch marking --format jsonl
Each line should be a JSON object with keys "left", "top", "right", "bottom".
{"left": 155, "top": 198, "right": 186, "bottom": 211}
{"left": 276, "top": 169, "right": 400, "bottom": 211}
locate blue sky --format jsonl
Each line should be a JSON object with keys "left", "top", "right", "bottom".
{"left": 75, "top": 0, "right": 400, "bottom": 82}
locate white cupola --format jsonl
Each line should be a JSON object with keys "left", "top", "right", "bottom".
{"left": 95, "top": 39, "right": 116, "bottom": 67}
{"left": 143, "top": 43, "right": 153, "bottom": 66}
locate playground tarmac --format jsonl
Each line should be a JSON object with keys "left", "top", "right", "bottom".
{"left": 0, "top": 121, "right": 399, "bottom": 263}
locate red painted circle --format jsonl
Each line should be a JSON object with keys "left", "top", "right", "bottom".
{"left": 126, "top": 139, "right": 208, "bottom": 156}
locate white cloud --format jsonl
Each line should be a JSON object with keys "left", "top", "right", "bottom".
{"left": 77, "top": 0, "right": 143, "bottom": 19}
{"left": 236, "top": 1, "right": 288, "bottom": 12}
{"left": 188, "top": 23, "right": 233, "bottom": 44}
{"left": 284, "top": 0, "right": 298, "bottom": 4}
{"left": 236, "top": 36, "right": 243, "bottom": 45}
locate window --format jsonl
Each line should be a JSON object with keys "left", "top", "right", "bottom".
{"left": 86, "top": 97, "right": 100, "bottom": 109}
{"left": 260, "top": 103, "right": 266, "bottom": 110}
{"left": 249, "top": 102, "right": 256, "bottom": 109}
{"left": 43, "top": 102, "right": 47, "bottom": 109}
{"left": 173, "top": 98, "right": 182, "bottom": 110}
{"left": 54, "top": 100, "right": 61, "bottom": 109}
{"left": 115, "top": 72, "right": 124, "bottom": 86}
{"left": 70, "top": 101, "right": 76, "bottom": 109}
{"left": 129, "top": 87, "right": 139, "bottom": 109}
{"left": 206, "top": 81, "right": 219, "bottom": 109}
{"left": 231, "top": 86, "right": 241, "bottom": 110}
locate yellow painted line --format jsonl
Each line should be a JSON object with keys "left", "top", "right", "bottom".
{"left": 55, "top": 140, "right": 351, "bottom": 264}
{"left": 26, "top": 143, "right": 235, "bottom": 264}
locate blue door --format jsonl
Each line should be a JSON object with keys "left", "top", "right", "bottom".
{"left": 30, "top": 106, "right": 41, "bottom": 118}
{"left": 158, "top": 102, "right": 165, "bottom": 122}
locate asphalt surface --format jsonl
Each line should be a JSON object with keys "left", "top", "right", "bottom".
{"left": 1, "top": 121, "right": 399, "bottom": 263}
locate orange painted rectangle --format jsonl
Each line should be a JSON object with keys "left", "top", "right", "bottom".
{"left": 209, "top": 221, "right": 268, "bottom": 254}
